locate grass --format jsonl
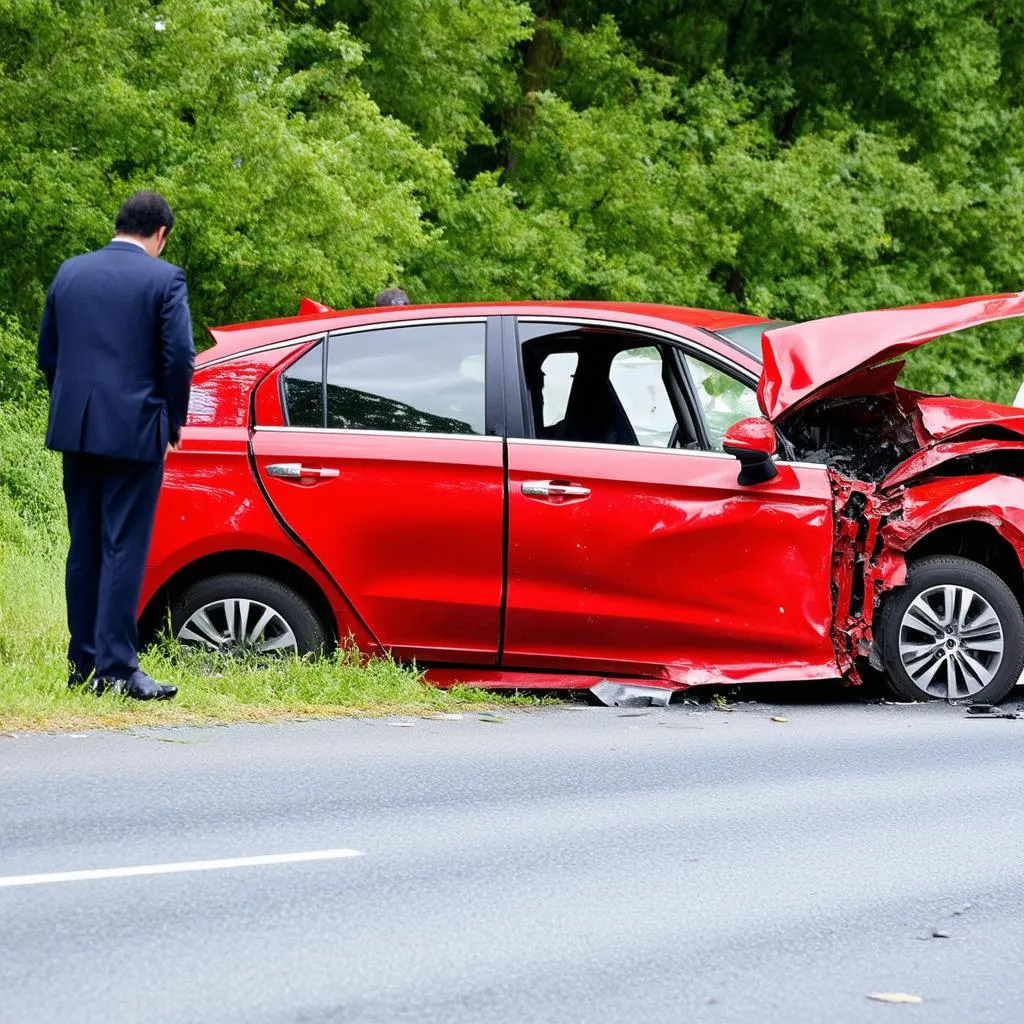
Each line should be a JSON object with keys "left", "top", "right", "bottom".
{"left": 0, "top": 399, "right": 538, "bottom": 733}
{"left": 0, "top": 538, "right": 535, "bottom": 733}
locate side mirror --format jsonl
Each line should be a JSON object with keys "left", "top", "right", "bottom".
{"left": 722, "top": 417, "right": 779, "bottom": 486}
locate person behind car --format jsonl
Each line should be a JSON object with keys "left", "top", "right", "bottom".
{"left": 375, "top": 287, "right": 410, "bottom": 307}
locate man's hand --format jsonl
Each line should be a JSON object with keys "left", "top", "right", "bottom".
{"left": 165, "top": 440, "right": 182, "bottom": 458}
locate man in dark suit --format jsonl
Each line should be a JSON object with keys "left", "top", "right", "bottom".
{"left": 38, "top": 191, "right": 195, "bottom": 701}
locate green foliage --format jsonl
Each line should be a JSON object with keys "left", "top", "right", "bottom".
{"left": 0, "top": 0, "right": 446, "bottom": 332}
{"left": 0, "top": 398, "right": 63, "bottom": 553}
{"left": 1, "top": 0, "right": 1022, "bottom": 395}
{"left": 333, "top": 0, "right": 533, "bottom": 157}
{"left": 0, "top": 314, "right": 43, "bottom": 407}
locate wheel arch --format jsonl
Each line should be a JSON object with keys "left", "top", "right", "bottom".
{"left": 903, "top": 521, "right": 1024, "bottom": 605}
{"left": 139, "top": 550, "right": 338, "bottom": 645}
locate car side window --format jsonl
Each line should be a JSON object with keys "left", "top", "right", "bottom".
{"left": 283, "top": 323, "right": 487, "bottom": 435}
{"left": 520, "top": 325, "right": 681, "bottom": 448}
{"left": 684, "top": 354, "right": 761, "bottom": 451}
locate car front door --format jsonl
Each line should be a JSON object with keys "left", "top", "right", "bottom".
{"left": 251, "top": 318, "right": 505, "bottom": 663}
{"left": 502, "top": 320, "right": 840, "bottom": 685}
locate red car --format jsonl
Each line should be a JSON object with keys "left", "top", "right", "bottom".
{"left": 141, "top": 295, "right": 1024, "bottom": 705}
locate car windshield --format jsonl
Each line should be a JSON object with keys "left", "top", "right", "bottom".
{"left": 715, "top": 321, "right": 792, "bottom": 359}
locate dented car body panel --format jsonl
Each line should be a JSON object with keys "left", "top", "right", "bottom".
{"left": 880, "top": 440, "right": 1024, "bottom": 492}
{"left": 503, "top": 442, "right": 837, "bottom": 687}
{"left": 142, "top": 297, "right": 1024, "bottom": 702}
{"left": 914, "top": 396, "right": 1024, "bottom": 444}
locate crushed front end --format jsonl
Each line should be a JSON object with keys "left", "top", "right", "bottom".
{"left": 781, "top": 388, "right": 1024, "bottom": 685}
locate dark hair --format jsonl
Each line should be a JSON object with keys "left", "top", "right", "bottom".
{"left": 115, "top": 191, "right": 175, "bottom": 238}
{"left": 375, "top": 287, "right": 410, "bottom": 307}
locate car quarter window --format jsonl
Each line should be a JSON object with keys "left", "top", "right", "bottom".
{"left": 683, "top": 354, "right": 761, "bottom": 451}
{"left": 282, "top": 323, "right": 487, "bottom": 435}
{"left": 281, "top": 344, "right": 324, "bottom": 428}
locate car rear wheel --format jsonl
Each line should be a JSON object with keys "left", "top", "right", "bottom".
{"left": 878, "top": 555, "right": 1024, "bottom": 703}
{"left": 170, "top": 574, "right": 329, "bottom": 657}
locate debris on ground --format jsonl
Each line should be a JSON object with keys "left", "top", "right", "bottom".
{"left": 966, "top": 703, "right": 1024, "bottom": 719}
{"left": 867, "top": 992, "right": 923, "bottom": 1004}
{"left": 771, "top": 716, "right": 789, "bottom": 723}
{"left": 616, "top": 695, "right": 654, "bottom": 708}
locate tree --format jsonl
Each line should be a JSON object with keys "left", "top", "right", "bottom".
{"left": 1, "top": 0, "right": 1022, "bottom": 400}
{"left": 0, "top": 0, "right": 446, "bottom": 337}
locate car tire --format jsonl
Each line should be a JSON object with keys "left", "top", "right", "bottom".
{"left": 170, "top": 574, "right": 329, "bottom": 657}
{"left": 878, "top": 555, "right": 1024, "bottom": 703}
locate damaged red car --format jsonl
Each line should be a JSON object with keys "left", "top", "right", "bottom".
{"left": 140, "top": 294, "right": 1024, "bottom": 705}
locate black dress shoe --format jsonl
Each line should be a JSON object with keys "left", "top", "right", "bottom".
{"left": 92, "top": 670, "right": 177, "bottom": 701}
{"left": 67, "top": 668, "right": 92, "bottom": 690}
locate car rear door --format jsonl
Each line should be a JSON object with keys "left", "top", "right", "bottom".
{"left": 250, "top": 317, "right": 506, "bottom": 663}
{"left": 502, "top": 319, "right": 840, "bottom": 685}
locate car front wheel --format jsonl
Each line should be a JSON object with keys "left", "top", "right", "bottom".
{"left": 878, "top": 555, "right": 1024, "bottom": 703}
{"left": 170, "top": 573, "right": 329, "bottom": 657}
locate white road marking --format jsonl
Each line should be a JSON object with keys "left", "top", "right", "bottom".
{"left": 0, "top": 848, "right": 364, "bottom": 889}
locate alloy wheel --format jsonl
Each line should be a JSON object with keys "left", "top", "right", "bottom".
{"left": 897, "top": 584, "right": 1004, "bottom": 699}
{"left": 176, "top": 598, "right": 299, "bottom": 656}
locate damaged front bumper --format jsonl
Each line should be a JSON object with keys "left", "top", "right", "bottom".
{"left": 828, "top": 473, "right": 904, "bottom": 680}
{"left": 828, "top": 465, "right": 1024, "bottom": 685}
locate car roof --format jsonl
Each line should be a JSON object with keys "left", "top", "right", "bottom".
{"left": 204, "top": 301, "right": 768, "bottom": 364}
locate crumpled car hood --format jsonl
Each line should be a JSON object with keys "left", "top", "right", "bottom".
{"left": 759, "top": 293, "right": 1024, "bottom": 421}
{"left": 914, "top": 395, "right": 1024, "bottom": 443}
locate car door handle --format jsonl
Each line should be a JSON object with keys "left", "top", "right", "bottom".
{"left": 521, "top": 479, "right": 591, "bottom": 498}
{"left": 266, "top": 463, "right": 340, "bottom": 480}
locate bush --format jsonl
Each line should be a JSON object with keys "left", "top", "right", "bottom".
{"left": 0, "top": 313, "right": 46, "bottom": 407}
{"left": 0, "top": 400, "right": 63, "bottom": 554}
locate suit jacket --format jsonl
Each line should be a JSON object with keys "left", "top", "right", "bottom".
{"left": 37, "top": 240, "right": 195, "bottom": 462}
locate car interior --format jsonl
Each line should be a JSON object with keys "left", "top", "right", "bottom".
{"left": 519, "top": 327, "right": 704, "bottom": 449}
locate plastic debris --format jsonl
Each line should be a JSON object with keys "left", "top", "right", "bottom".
{"left": 966, "top": 703, "right": 1023, "bottom": 719}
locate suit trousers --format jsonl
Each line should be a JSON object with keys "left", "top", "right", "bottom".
{"left": 62, "top": 453, "right": 165, "bottom": 680}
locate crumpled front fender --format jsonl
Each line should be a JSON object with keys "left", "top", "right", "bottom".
{"left": 882, "top": 475, "right": 1024, "bottom": 566}
{"left": 828, "top": 472, "right": 1024, "bottom": 681}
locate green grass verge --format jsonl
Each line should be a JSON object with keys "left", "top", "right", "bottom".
{"left": 0, "top": 539, "right": 536, "bottom": 731}
{"left": 0, "top": 538, "right": 535, "bottom": 733}
{"left": 0, "top": 400, "right": 539, "bottom": 732}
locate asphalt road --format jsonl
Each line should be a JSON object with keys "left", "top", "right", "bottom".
{"left": 3, "top": 696, "right": 1024, "bottom": 1023}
